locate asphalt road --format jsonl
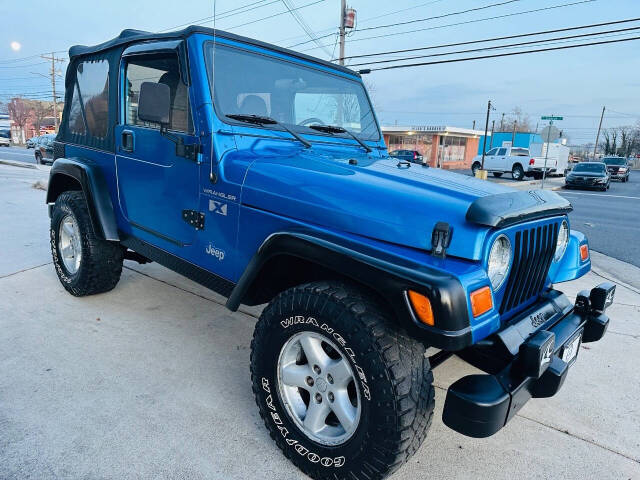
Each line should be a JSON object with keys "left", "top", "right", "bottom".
{"left": 558, "top": 171, "right": 640, "bottom": 268}
{"left": 0, "top": 145, "right": 37, "bottom": 164}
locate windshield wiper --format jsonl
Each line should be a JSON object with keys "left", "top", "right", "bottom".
{"left": 308, "top": 124, "right": 372, "bottom": 153}
{"left": 226, "top": 114, "right": 311, "bottom": 148}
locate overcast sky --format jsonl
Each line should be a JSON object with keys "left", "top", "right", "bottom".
{"left": 1, "top": 0, "right": 638, "bottom": 144}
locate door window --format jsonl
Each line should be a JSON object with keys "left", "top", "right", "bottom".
{"left": 497, "top": 148, "right": 507, "bottom": 156}
{"left": 124, "top": 54, "right": 193, "bottom": 133}
{"left": 486, "top": 148, "right": 498, "bottom": 156}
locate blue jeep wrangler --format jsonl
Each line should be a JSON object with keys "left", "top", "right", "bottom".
{"left": 47, "top": 26, "right": 615, "bottom": 480}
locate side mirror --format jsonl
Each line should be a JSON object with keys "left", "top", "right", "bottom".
{"left": 137, "top": 82, "right": 170, "bottom": 126}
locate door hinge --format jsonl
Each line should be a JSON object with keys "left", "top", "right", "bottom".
{"left": 182, "top": 210, "right": 205, "bottom": 230}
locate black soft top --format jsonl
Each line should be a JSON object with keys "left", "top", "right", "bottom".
{"left": 69, "top": 25, "right": 358, "bottom": 76}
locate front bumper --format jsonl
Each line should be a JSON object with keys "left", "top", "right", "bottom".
{"left": 442, "top": 282, "right": 614, "bottom": 438}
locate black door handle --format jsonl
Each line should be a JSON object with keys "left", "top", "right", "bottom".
{"left": 121, "top": 130, "right": 134, "bottom": 152}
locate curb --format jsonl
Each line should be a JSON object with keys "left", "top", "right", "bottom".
{"left": 0, "top": 159, "right": 37, "bottom": 170}
{"left": 590, "top": 250, "right": 640, "bottom": 294}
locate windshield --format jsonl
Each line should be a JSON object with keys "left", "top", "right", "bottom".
{"left": 204, "top": 42, "right": 380, "bottom": 141}
{"left": 573, "top": 163, "right": 605, "bottom": 173}
{"left": 603, "top": 157, "right": 626, "bottom": 165}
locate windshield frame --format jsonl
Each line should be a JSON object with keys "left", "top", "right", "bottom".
{"left": 202, "top": 40, "right": 381, "bottom": 142}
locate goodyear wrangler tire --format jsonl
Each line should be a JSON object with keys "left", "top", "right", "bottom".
{"left": 250, "top": 281, "right": 435, "bottom": 480}
{"left": 50, "top": 191, "right": 124, "bottom": 296}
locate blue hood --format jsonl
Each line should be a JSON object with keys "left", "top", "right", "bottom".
{"left": 240, "top": 145, "right": 512, "bottom": 260}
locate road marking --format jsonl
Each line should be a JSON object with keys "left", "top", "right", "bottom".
{"left": 560, "top": 191, "right": 640, "bottom": 200}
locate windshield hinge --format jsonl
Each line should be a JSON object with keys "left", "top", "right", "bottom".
{"left": 182, "top": 210, "right": 205, "bottom": 230}
{"left": 431, "top": 222, "right": 452, "bottom": 258}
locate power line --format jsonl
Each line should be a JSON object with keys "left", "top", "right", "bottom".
{"left": 277, "top": 0, "right": 447, "bottom": 44}
{"left": 280, "top": 0, "right": 332, "bottom": 56}
{"left": 228, "top": 0, "right": 325, "bottom": 30}
{"left": 297, "top": 0, "right": 596, "bottom": 53}
{"left": 350, "top": 26, "right": 640, "bottom": 67}
{"left": 158, "top": 0, "right": 279, "bottom": 32}
{"left": 342, "top": 17, "right": 640, "bottom": 61}
{"left": 0, "top": 62, "right": 48, "bottom": 69}
{"left": 0, "top": 50, "right": 66, "bottom": 64}
{"left": 289, "top": 0, "right": 526, "bottom": 48}
{"left": 362, "top": 35, "right": 640, "bottom": 72}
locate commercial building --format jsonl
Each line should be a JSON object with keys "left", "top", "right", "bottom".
{"left": 382, "top": 125, "right": 484, "bottom": 169}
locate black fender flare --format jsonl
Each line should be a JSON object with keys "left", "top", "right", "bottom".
{"left": 46, "top": 157, "right": 119, "bottom": 241}
{"left": 227, "top": 231, "right": 472, "bottom": 350}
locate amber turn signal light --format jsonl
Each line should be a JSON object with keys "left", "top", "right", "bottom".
{"left": 408, "top": 290, "right": 434, "bottom": 326}
{"left": 580, "top": 244, "right": 589, "bottom": 261}
{"left": 470, "top": 286, "right": 493, "bottom": 317}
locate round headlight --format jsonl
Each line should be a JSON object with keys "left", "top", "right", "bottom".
{"left": 555, "top": 220, "right": 569, "bottom": 262}
{"left": 488, "top": 235, "right": 512, "bottom": 290}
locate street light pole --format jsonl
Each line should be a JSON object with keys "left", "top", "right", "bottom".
{"left": 541, "top": 119, "right": 553, "bottom": 190}
{"left": 481, "top": 100, "right": 492, "bottom": 171}
{"left": 593, "top": 106, "right": 605, "bottom": 160}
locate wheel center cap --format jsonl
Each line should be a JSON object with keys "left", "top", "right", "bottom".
{"left": 316, "top": 378, "right": 328, "bottom": 392}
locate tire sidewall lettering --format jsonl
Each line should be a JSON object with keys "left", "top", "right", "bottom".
{"left": 279, "top": 315, "right": 371, "bottom": 402}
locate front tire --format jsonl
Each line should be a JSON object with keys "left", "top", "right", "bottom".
{"left": 251, "top": 282, "right": 434, "bottom": 480}
{"left": 471, "top": 162, "right": 481, "bottom": 177}
{"left": 50, "top": 191, "right": 124, "bottom": 296}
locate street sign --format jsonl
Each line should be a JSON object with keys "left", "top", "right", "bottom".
{"left": 541, "top": 116, "right": 563, "bottom": 120}
{"left": 540, "top": 125, "right": 560, "bottom": 142}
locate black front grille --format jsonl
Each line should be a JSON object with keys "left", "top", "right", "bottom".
{"left": 500, "top": 222, "right": 559, "bottom": 314}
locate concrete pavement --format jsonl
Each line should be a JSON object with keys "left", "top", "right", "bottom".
{"left": 1, "top": 163, "right": 639, "bottom": 479}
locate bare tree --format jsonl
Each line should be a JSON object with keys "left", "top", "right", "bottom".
{"left": 502, "top": 107, "right": 533, "bottom": 132}
{"left": 7, "top": 97, "right": 33, "bottom": 144}
{"left": 30, "top": 100, "right": 53, "bottom": 134}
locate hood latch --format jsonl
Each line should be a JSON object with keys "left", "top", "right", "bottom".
{"left": 431, "top": 222, "right": 452, "bottom": 258}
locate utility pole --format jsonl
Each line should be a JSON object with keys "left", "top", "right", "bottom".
{"left": 511, "top": 120, "right": 517, "bottom": 146}
{"left": 338, "top": 0, "right": 346, "bottom": 65}
{"left": 490, "top": 119, "right": 495, "bottom": 148}
{"left": 499, "top": 112, "right": 505, "bottom": 132}
{"left": 472, "top": 120, "right": 476, "bottom": 130}
{"left": 481, "top": 100, "right": 494, "bottom": 173}
{"left": 593, "top": 106, "right": 605, "bottom": 160}
{"left": 40, "top": 52, "right": 65, "bottom": 132}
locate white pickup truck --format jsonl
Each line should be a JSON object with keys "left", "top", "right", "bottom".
{"left": 471, "top": 144, "right": 569, "bottom": 181}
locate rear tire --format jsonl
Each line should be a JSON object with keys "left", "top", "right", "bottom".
{"left": 50, "top": 191, "right": 124, "bottom": 296}
{"left": 251, "top": 281, "right": 435, "bottom": 480}
{"left": 35, "top": 152, "right": 42, "bottom": 165}
{"left": 512, "top": 164, "right": 525, "bottom": 181}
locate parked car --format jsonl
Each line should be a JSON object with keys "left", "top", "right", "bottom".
{"left": 564, "top": 162, "right": 610, "bottom": 190}
{"left": 45, "top": 26, "right": 614, "bottom": 480}
{"left": 26, "top": 136, "right": 38, "bottom": 148}
{"left": 0, "top": 129, "right": 11, "bottom": 147}
{"left": 602, "top": 156, "right": 630, "bottom": 182}
{"left": 34, "top": 134, "right": 56, "bottom": 165}
{"left": 389, "top": 149, "right": 425, "bottom": 165}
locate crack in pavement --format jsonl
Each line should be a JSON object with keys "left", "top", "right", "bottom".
{"left": 0, "top": 262, "right": 52, "bottom": 280}
{"left": 433, "top": 384, "right": 640, "bottom": 464}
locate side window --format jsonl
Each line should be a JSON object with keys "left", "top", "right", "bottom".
{"left": 497, "top": 148, "right": 507, "bottom": 156}
{"left": 486, "top": 148, "right": 498, "bottom": 156}
{"left": 73, "top": 60, "right": 110, "bottom": 138}
{"left": 124, "top": 54, "right": 192, "bottom": 133}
